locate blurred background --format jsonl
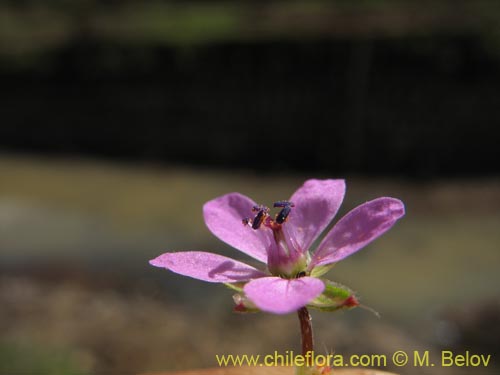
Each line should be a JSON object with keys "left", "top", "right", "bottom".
{"left": 1, "top": 1, "right": 499, "bottom": 374}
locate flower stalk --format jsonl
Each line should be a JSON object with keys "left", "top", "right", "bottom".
{"left": 297, "top": 307, "right": 314, "bottom": 365}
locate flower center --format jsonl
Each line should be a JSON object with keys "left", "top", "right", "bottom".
{"left": 242, "top": 200, "right": 308, "bottom": 278}
{"left": 242, "top": 200, "right": 295, "bottom": 230}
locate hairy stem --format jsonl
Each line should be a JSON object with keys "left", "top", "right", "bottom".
{"left": 297, "top": 307, "right": 314, "bottom": 364}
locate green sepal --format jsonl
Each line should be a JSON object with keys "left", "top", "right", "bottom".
{"left": 307, "top": 279, "right": 359, "bottom": 312}
{"left": 223, "top": 282, "right": 245, "bottom": 293}
{"left": 232, "top": 292, "right": 260, "bottom": 313}
{"left": 224, "top": 283, "right": 261, "bottom": 313}
{"left": 309, "top": 263, "right": 335, "bottom": 278}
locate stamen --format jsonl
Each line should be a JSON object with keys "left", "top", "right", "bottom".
{"left": 273, "top": 201, "right": 294, "bottom": 224}
{"left": 273, "top": 201, "right": 295, "bottom": 208}
{"left": 252, "top": 209, "right": 268, "bottom": 229}
{"left": 252, "top": 204, "right": 268, "bottom": 213}
{"left": 242, "top": 201, "right": 294, "bottom": 229}
{"left": 243, "top": 204, "right": 270, "bottom": 230}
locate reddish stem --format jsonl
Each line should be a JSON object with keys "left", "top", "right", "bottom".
{"left": 297, "top": 307, "right": 314, "bottom": 364}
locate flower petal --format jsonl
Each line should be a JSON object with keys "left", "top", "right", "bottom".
{"left": 287, "top": 179, "right": 346, "bottom": 251}
{"left": 311, "top": 197, "right": 405, "bottom": 267}
{"left": 243, "top": 276, "right": 325, "bottom": 314}
{"left": 150, "top": 251, "right": 266, "bottom": 283}
{"left": 203, "top": 193, "right": 271, "bottom": 263}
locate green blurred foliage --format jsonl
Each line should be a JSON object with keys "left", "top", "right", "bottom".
{"left": 2, "top": 0, "right": 500, "bottom": 62}
{"left": 0, "top": 341, "right": 89, "bottom": 375}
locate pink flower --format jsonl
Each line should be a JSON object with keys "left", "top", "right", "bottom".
{"left": 150, "top": 179, "right": 404, "bottom": 315}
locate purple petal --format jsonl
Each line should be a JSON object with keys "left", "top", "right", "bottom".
{"left": 287, "top": 179, "right": 345, "bottom": 251}
{"left": 243, "top": 276, "right": 325, "bottom": 314}
{"left": 150, "top": 251, "right": 266, "bottom": 283}
{"left": 203, "top": 193, "right": 271, "bottom": 263}
{"left": 311, "top": 197, "right": 405, "bottom": 267}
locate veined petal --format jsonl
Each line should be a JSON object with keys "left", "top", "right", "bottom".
{"left": 287, "top": 179, "right": 345, "bottom": 252}
{"left": 150, "top": 251, "right": 266, "bottom": 283}
{"left": 204, "top": 193, "right": 271, "bottom": 263}
{"left": 243, "top": 276, "right": 325, "bottom": 314}
{"left": 311, "top": 197, "right": 405, "bottom": 267}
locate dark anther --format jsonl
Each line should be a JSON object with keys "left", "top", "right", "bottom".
{"left": 273, "top": 201, "right": 295, "bottom": 208}
{"left": 296, "top": 271, "right": 306, "bottom": 278}
{"left": 252, "top": 209, "right": 267, "bottom": 229}
{"left": 273, "top": 201, "right": 294, "bottom": 224}
{"left": 275, "top": 206, "right": 291, "bottom": 224}
{"left": 252, "top": 204, "right": 268, "bottom": 212}
{"left": 243, "top": 204, "right": 270, "bottom": 230}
